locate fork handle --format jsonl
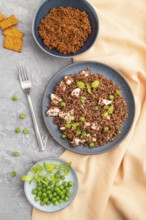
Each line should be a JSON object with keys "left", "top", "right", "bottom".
{"left": 26, "top": 94, "right": 45, "bottom": 151}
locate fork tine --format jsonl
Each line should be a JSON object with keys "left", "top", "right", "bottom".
{"left": 18, "top": 66, "right": 23, "bottom": 82}
{"left": 22, "top": 66, "right": 28, "bottom": 81}
{"left": 18, "top": 65, "right": 28, "bottom": 82}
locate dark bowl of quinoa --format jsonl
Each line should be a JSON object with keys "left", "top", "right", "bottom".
{"left": 32, "top": 0, "right": 99, "bottom": 58}
{"left": 42, "top": 61, "right": 135, "bottom": 155}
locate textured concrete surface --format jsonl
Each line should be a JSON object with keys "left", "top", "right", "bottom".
{"left": 0, "top": 1, "right": 71, "bottom": 219}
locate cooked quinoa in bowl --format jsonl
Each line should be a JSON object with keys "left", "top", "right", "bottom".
{"left": 46, "top": 69, "right": 128, "bottom": 148}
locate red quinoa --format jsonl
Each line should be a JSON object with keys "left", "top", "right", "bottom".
{"left": 46, "top": 69, "right": 128, "bottom": 148}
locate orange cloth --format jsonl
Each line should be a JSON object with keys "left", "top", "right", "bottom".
{"left": 32, "top": 0, "right": 146, "bottom": 219}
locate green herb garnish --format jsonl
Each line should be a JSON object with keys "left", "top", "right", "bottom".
{"left": 77, "top": 81, "right": 85, "bottom": 89}
{"left": 71, "top": 122, "right": 80, "bottom": 130}
{"left": 91, "top": 80, "right": 99, "bottom": 88}
{"left": 108, "top": 105, "right": 114, "bottom": 114}
{"left": 86, "top": 83, "right": 92, "bottom": 94}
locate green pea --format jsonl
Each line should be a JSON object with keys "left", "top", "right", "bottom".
{"left": 89, "top": 142, "right": 95, "bottom": 148}
{"left": 81, "top": 131, "right": 87, "bottom": 137}
{"left": 79, "top": 117, "right": 86, "bottom": 122}
{"left": 65, "top": 187, "right": 70, "bottom": 191}
{"left": 43, "top": 198, "right": 48, "bottom": 203}
{"left": 59, "top": 185, "right": 64, "bottom": 190}
{"left": 109, "top": 95, "right": 114, "bottom": 100}
{"left": 104, "top": 126, "right": 109, "bottom": 132}
{"left": 32, "top": 189, "right": 37, "bottom": 195}
{"left": 104, "top": 106, "right": 109, "bottom": 110}
{"left": 80, "top": 98, "right": 86, "bottom": 104}
{"left": 54, "top": 201, "right": 59, "bottom": 206}
{"left": 58, "top": 199, "right": 63, "bottom": 204}
{"left": 42, "top": 193, "right": 47, "bottom": 198}
{"left": 40, "top": 201, "right": 45, "bottom": 206}
{"left": 94, "top": 106, "right": 99, "bottom": 111}
{"left": 51, "top": 188, "right": 54, "bottom": 192}
{"left": 59, "top": 191, "right": 64, "bottom": 196}
{"left": 11, "top": 171, "right": 16, "bottom": 177}
{"left": 46, "top": 190, "right": 51, "bottom": 195}
{"left": 63, "top": 181, "right": 68, "bottom": 187}
{"left": 117, "top": 130, "right": 121, "bottom": 135}
{"left": 64, "top": 197, "right": 69, "bottom": 201}
{"left": 46, "top": 201, "right": 51, "bottom": 205}
{"left": 13, "top": 151, "right": 20, "bottom": 156}
{"left": 52, "top": 197, "right": 57, "bottom": 202}
{"left": 48, "top": 194, "right": 53, "bottom": 199}
{"left": 61, "top": 134, "right": 66, "bottom": 139}
{"left": 66, "top": 191, "right": 71, "bottom": 197}
{"left": 65, "top": 124, "right": 72, "bottom": 129}
{"left": 54, "top": 187, "right": 59, "bottom": 192}
{"left": 12, "top": 95, "right": 18, "bottom": 101}
{"left": 116, "top": 90, "right": 120, "bottom": 96}
{"left": 76, "top": 130, "right": 81, "bottom": 136}
{"left": 60, "top": 101, "right": 66, "bottom": 107}
{"left": 35, "top": 196, "right": 40, "bottom": 202}
{"left": 23, "top": 129, "right": 29, "bottom": 134}
{"left": 60, "top": 175, "right": 65, "bottom": 180}
{"left": 60, "top": 195, "right": 65, "bottom": 200}
{"left": 53, "top": 192, "right": 57, "bottom": 196}
{"left": 62, "top": 189, "right": 66, "bottom": 194}
{"left": 19, "top": 113, "right": 25, "bottom": 119}
{"left": 42, "top": 188, "right": 46, "bottom": 193}
{"left": 68, "top": 181, "right": 73, "bottom": 187}
{"left": 37, "top": 191, "right": 42, "bottom": 197}
{"left": 102, "top": 112, "right": 108, "bottom": 117}
{"left": 36, "top": 187, "right": 41, "bottom": 191}
{"left": 46, "top": 186, "right": 51, "bottom": 190}
{"left": 15, "top": 127, "right": 21, "bottom": 133}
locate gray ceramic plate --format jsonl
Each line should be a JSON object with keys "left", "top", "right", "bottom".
{"left": 24, "top": 157, "right": 78, "bottom": 212}
{"left": 43, "top": 61, "right": 135, "bottom": 154}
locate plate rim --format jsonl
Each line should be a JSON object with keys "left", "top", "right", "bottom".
{"left": 42, "top": 61, "right": 135, "bottom": 155}
{"left": 24, "top": 157, "right": 79, "bottom": 213}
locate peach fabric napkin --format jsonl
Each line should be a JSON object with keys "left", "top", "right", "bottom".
{"left": 32, "top": 0, "right": 146, "bottom": 219}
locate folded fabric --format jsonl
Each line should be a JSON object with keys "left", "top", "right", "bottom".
{"left": 32, "top": 0, "right": 146, "bottom": 219}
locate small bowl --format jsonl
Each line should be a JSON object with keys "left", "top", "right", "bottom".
{"left": 24, "top": 157, "right": 78, "bottom": 212}
{"left": 32, "top": 0, "right": 99, "bottom": 58}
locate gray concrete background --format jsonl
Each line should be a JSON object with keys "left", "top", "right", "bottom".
{"left": 0, "top": 0, "right": 71, "bottom": 219}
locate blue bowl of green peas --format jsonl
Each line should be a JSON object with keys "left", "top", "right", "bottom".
{"left": 22, "top": 157, "right": 78, "bottom": 212}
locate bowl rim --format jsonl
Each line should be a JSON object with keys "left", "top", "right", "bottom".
{"left": 24, "top": 157, "right": 79, "bottom": 212}
{"left": 32, "top": 0, "right": 99, "bottom": 58}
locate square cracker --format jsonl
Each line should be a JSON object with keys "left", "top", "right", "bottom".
{"left": 3, "top": 26, "right": 24, "bottom": 38}
{"left": 4, "top": 35, "right": 23, "bottom": 52}
{"left": 0, "top": 15, "right": 18, "bottom": 30}
{"left": 0, "top": 13, "right": 5, "bottom": 22}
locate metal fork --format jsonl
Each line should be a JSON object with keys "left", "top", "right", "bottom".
{"left": 18, "top": 66, "right": 45, "bottom": 151}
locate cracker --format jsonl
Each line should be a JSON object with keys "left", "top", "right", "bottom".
{"left": 4, "top": 36, "right": 23, "bottom": 52}
{"left": 0, "top": 13, "right": 5, "bottom": 22}
{"left": 0, "top": 15, "right": 18, "bottom": 30}
{"left": 3, "top": 26, "right": 23, "bottom": 38}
